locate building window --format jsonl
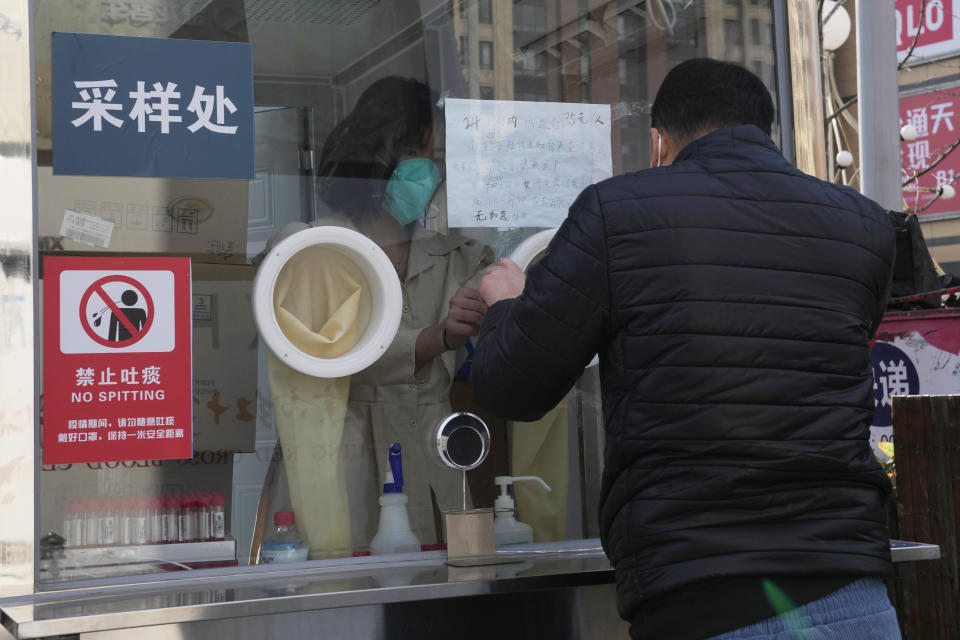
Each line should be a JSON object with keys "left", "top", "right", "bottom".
{"left": 459, "top": 35, "right": 467, "bottom": 67}
{"left": 724, "top": 19, "right": 743, "bottom": 47}
{"left": 750, "top": 19, "right": 760, "bottom": 46}
{"left": 461, "top": 0, "right": 493, "bottom": 23}
{"left": 480, "top": 85, "right": 494, "bottom": 99}
{"left": 479, "top": 40, "right": 494, "bottom": 69}
{"left": 479, "top": 0, "right": 492, "bottom": 24}
{"left": 514, "top": 1, "right": 546, "bottom": 29}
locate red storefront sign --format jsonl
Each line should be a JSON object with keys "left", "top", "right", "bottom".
{"left": 896, "top": 0, "right": 955, "bottom": 57}
{"left": 900, "top": 88, "right": 960, "bottom": 215}
{"left": 43, "top": 256, "right": 192, "bottom": 464}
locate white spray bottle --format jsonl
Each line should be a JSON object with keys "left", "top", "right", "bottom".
{"left": 493, "top": 475, "right": 551, "bottom": 547}
{"left": 370, "top": 442, "right": 421, "bottom": 555}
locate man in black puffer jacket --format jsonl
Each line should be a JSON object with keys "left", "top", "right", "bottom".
{"left": 471, "top": 59, "right": 898, "bottom": 640}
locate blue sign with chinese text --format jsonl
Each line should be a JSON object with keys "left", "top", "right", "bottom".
{"left": 870, "top": 341, "right": 920, "bottom": 428}
{"left": 53, "top": 32, "right": 253, "bottom": 179}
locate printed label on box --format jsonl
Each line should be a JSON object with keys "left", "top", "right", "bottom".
{"left": 59, "top": 209, "right": 114, "bottom": 248}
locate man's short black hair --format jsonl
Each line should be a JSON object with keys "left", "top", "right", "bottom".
{"left": 650, "top": 58, "right": 775, "bottom": 145}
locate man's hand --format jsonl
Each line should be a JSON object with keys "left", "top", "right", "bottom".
{"left": 478, "top": 258, "right": 526, "bottom": 307}
{"left": 442, "top": 286, "right": 487, "bottom": 350}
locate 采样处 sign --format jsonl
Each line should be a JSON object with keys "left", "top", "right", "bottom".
{"left": 52, "top": 31, "right": 253, "bottom": 179}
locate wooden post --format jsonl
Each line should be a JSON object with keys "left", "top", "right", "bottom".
{"left": 891, "top": 395, "right": 960, "bottom": 639}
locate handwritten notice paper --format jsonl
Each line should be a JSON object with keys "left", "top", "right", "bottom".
{"left": 444, "top": 98, "right": 613, "bottom": 228}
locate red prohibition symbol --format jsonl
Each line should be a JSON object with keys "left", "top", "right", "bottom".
{"left": 79, "top": 274, "right": 155, "bottom": 348}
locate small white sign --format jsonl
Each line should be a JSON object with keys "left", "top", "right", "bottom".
{"left": 60, "top": 209, "right": 114, "bottom": 248}
{"left": 444, "top": 98, "right": 613, "bottom": 228}
{"left": 59, "top": 269, "right": 176, "bottom": 354}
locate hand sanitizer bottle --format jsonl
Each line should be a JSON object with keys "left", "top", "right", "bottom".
{"left": 370, "top": 443, "right": 421, "bottom": 555}
{"left": 493, "top": 476, "right": 551, "bottom": 547}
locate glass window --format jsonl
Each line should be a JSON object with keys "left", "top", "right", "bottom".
{"left": 479, "top": 40, "right": 494, "bottom": 70}
{"left": 751, "top": 18, "right": 761, "bottom": 45}
{"left": 724, "top": 19, "right": 743, "bottom": 48}
{"left": 34, "top": 0, "right": 785, "bottom": 587}
{"left": 515, "top": 1, "right": 546, "bottom": 31}
{"left": 461, "top": 0, "right": 492, "bottom": 24}
{"left": 479, "top": 0, "right": 492, "bottom": 25}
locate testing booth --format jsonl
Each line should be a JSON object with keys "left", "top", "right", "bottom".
{"left": 0, "top": 1, "right": 938, "bottom": 638}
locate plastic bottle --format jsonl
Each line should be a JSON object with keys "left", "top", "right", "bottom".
{"left": 493, "top": 476, "right": 551, "bottom": 548}
{"left": 210, "top": 492, "right": 226, "bottom": 540}
{"left": 370, "top": 443, "right": 421, "bottom": 555}
{"left": 260, "top": 511, "right": 309, "bottom": 564}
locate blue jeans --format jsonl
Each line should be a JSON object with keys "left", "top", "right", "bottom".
{"left": 706, "top": 579, "right": 901, "bottom": 640}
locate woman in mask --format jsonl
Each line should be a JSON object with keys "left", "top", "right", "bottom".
{"left": 266, "top": 77, "right": 493, "bottom": 555}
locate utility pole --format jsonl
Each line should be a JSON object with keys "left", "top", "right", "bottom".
{"left": 856, "top": 0, "right": 902, "bottom": 210}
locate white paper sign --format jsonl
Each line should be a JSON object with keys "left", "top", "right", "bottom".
{"left": 59, "top": 209, "right": 114, "bottom": 248}
{"left": 444, "top": 99, "right": 613, "bottom": 228}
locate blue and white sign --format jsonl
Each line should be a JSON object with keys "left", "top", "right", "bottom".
{"left": 870, "top": 341, "right": 921, "bottom": 429}
{"left": 53, "top": 32, "right": 254, "bottom": 179}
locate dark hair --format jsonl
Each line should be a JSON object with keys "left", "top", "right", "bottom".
{"left": 316, "top": 77, "right": 439, "bottom": 222}
{"left": 650, "top": 58, "right": 774, "bottom": 146}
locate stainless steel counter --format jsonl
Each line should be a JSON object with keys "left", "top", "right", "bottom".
{"left": 0, "top": 539, "right": 940, "bottom": 640}
{"left": 3, "top": 541, "right": 614, "bottom": 639}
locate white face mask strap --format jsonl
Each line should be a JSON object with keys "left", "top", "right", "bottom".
{"left": 656, "top": 131, "right": 662, "bottom": 168}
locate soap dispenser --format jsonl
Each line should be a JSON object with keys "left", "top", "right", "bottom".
{"left": 370, "top": 443, "right": 421, "bottom": 555}
{"left": 493, "top": 476, "right": 551, "bottom": 547}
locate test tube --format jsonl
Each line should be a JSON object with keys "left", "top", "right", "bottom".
{"left": 82, "top": 498, "right": 98, "bottom": 547}
{"left": 197, "top": 493, "right": 212, "bottom": 541}
{"left": 118, "top": 497, "right": 133, "bottom": 546}
{"left": 163, "top": 494, "right": 180, "bottom": 543}
{"left": 179, "top": 493, "right": 199, "bottom": 542}
{"left": 148, "top": 495, "right": 163, "bottom": 544}
{"left": 98, "top": 497, "right": 117, "bottom": 546}
{"left": 133, "top": 496, "right": 149, "bottom": 545}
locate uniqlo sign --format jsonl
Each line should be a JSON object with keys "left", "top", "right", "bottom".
{"left": 900, "top": 89, "right": 960, "bottom": 216}
{"left": 43, "top": 256, "right": 192, "bottom": 464}
{"left": 896, "top": 0, "right": 958, "bottom": 62}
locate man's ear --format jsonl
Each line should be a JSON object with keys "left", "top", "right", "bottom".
{"left": 649, "top": 128, "right": 662, "bottom": 168}
{"left": 649, "top": 127, "right": 681, "bottom": 167}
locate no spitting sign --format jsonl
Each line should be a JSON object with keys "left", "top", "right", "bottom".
{"left": 44, "top": 256, "right": 192, "bottom": 464}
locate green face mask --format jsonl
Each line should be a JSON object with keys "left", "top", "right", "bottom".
{"left": 382, "top": 158, "right": 442, "bottom": 226}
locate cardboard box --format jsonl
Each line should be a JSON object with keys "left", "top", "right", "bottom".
{"left": 38, "top": 167, "right": 249, "bottom": 265}
{"left": 192, "top": 263, "right": 258, "bottom": 453}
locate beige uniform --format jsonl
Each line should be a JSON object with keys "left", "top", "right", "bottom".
{"left": 264, "top": 218, "right": 493, "bottom": 554}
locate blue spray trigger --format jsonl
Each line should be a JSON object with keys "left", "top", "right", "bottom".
{"left": 384, "top": 442, "right": 404, "bottom": 493}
